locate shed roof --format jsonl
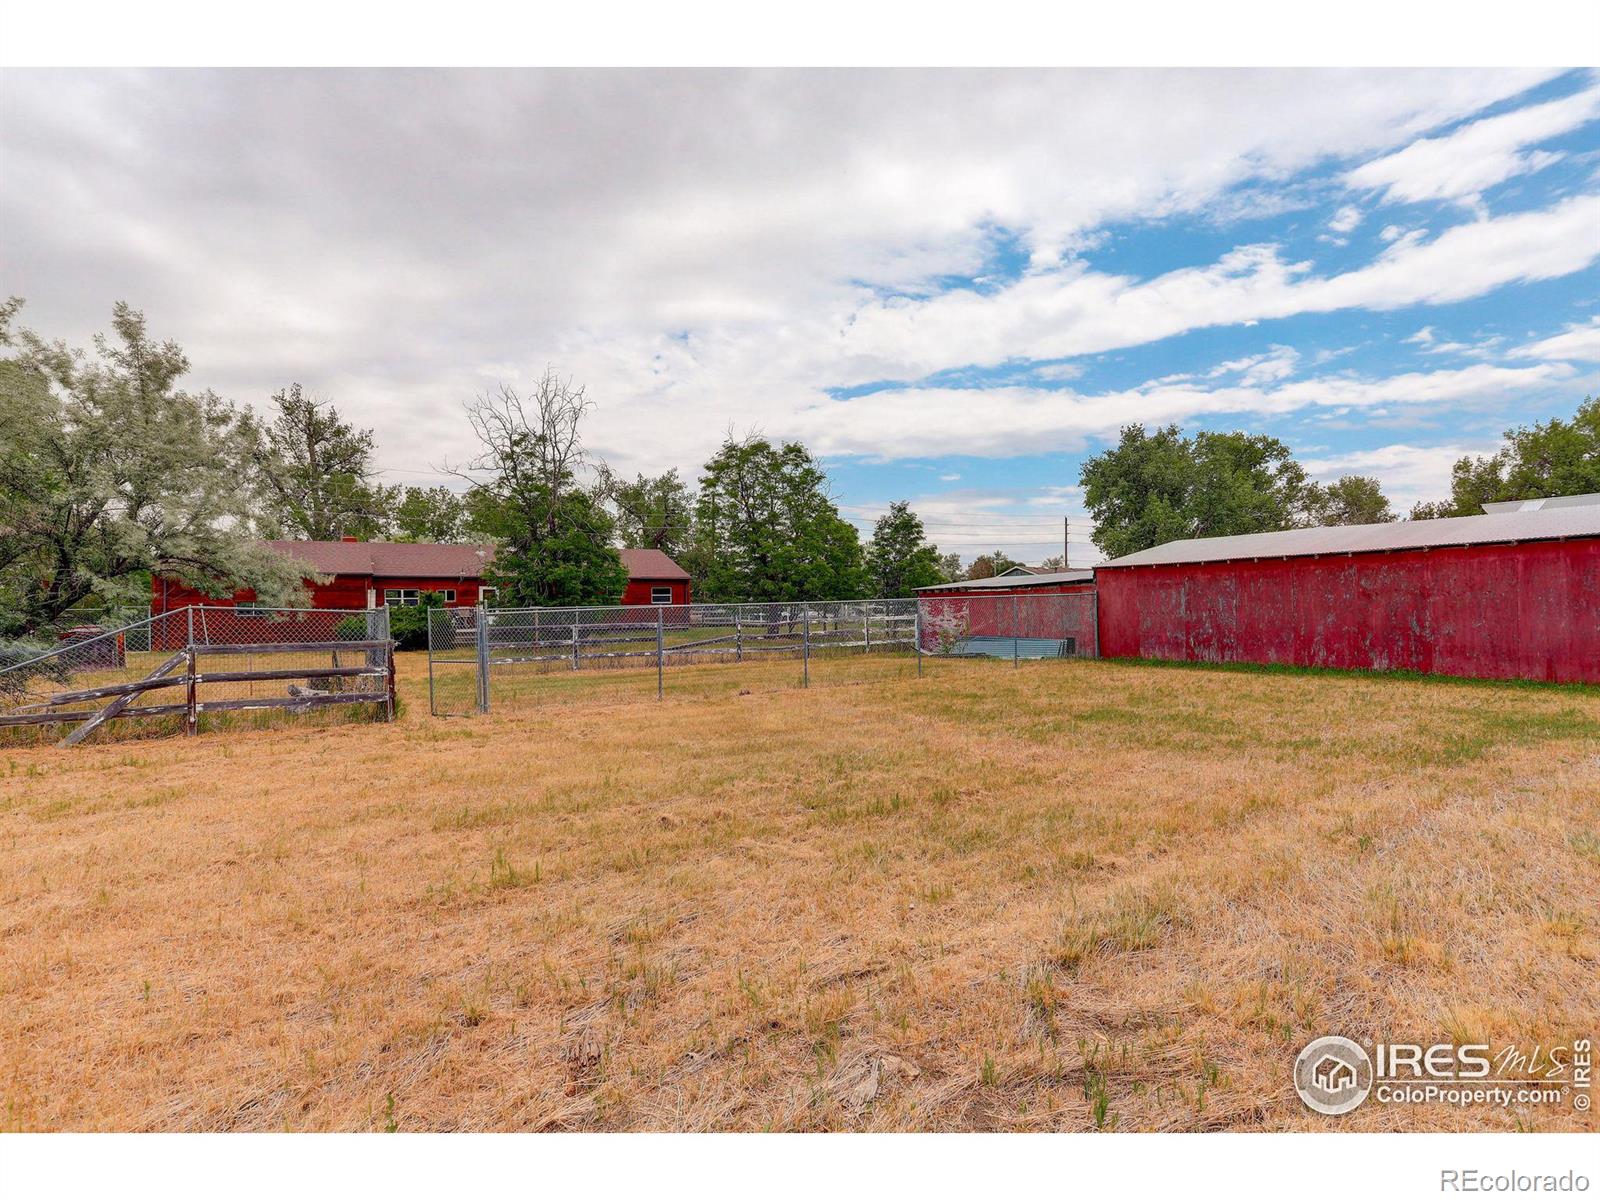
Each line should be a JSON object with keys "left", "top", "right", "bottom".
{"left": 1096, "top": 507, "right": 1600, "bottom": 570}
{"left": 265, "top": 541, "right": 691, "bottom": 582}
{"left": 618, "top": 547, "right": 691, "bottom": 580}
{"left": 915, "top": 569, "right": 1096, "bottom": 591}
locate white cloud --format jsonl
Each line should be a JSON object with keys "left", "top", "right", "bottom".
{"left": 0, "top": 68, "right": 1567, "bottom": 481}
{"left": 1328, "top": 204, "right": 1363, "bottom": 234}
{"left": 1403, "top": 326, "right": 1436, "bottom": 345}
{"left": 1302, "top": 442, "right": 1496, "bottom": 512}
{"left": 1379, "top": 223, "right": 1408, "bottom": 242}
{"left": 1509, "top": 315, "right": 1600, "bottom": 362}
{"left": 837, "top": 195, "right": 1600, "bottom": 382}
{"left": 1345, "top": 84, "right": 1600, "bottom": 206}
{"left": 785, "top": 361, "right": 1574, "bottom": 460}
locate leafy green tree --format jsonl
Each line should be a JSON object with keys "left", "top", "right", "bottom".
{"left": 1309, "top": 475, "right": 1395, "bottom": 525}
{"left": 865, "top": 501, "right": 944, "bottom": 596}
{"left": 391, "top": 485, "right": 470, "bottom": 543}
{"left": 936, "top": 551, "right": 965, "bottom": 582}
{"left": 690, "top": 435, "right": 866, "bottom": 602}
{"left": 458, "top": 371, "right": 627, "bottom": 608}
{"left": 249, "top": 382, "right": 395, "bottom": 540}
{"left": 1410, "top": 398, "right": 1600, "bottom": 518}
{"left": 1080, "top": 424, "right": 1319, "bottom": 559}
{"left": 965, "top": 550, "right": 1024, "bottom": 580}
{"left": 0, "top": 299, "right": 306, "bottom": 634}
{"left": 602, "top": 467, "right": 694, "bottom": 557}
{"left": 1037, "top": 554, "right": 1066, "bottom": 571}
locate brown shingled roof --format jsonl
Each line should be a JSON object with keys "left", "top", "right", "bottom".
{"left": 264, "top": 540, "right": 690, "bottom": 582}
{"left": 618, "top": 547, "right": 691, "bottom": 580}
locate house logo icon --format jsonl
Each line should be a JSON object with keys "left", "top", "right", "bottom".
{"left": 1294, "top": 1036, "right": 1373, "bottom": 1115}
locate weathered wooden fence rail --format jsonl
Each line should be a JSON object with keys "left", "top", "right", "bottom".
{"left": 0, "top": 635, "right": 395, "bottom": 744}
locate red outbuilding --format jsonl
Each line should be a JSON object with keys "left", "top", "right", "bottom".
{"left": 1093, "top": 506, "right": 1600, "bottom": 684}
{"left": 916, "top": 569, "right": 1098, "bottom": 655}
{"left": 152, "top": 539, "right": 692, "bottom": 617}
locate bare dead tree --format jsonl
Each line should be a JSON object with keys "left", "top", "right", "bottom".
{"left": 452, "top": 367, "right": 593, "bottom": 534}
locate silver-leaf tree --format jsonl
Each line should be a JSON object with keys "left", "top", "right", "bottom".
{"left": 0, "top": 299, "right": 308, "bottom": 634}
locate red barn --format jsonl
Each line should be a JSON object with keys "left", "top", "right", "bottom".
{"left": 152, "top": 540, "right": 692, "bottom": 616}
{"left": 1094, "top": 506, "right": 1600, "bottom": 684}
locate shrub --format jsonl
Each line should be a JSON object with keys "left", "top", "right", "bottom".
{"left": 0, "top": 640, "right": 72, "bottom": 703}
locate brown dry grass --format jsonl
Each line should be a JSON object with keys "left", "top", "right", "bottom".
{"left": 2, "top": 652, "right": 1597, "bottom": 1132}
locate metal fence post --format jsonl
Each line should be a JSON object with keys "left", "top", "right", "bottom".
{"left": 572, "top": 612, "right": 580, "bottom": 670}
{"left": 1012, "top": 594, "right": 1020, "bottom": 668}
{"left": 915, "top": 600, "right": 923, "bottom": 677}
{"left": 475, "top": 605, "right": 490, "bottom": 714}
{"left": 735, "top": 607, "right": 742, "bottom": 662}
{"left": 186, "top": 606, "right": 194, "bottom": 651}
{"left": 802, "top": 606, "right": 810, "bottom": 688}
{"left": 864, "top": 603, "right": 872, "bottom": 655}
{"left": 427, "top": 610, "right": 437, "bottom": 717}
{"left": 657, "top": 606, "right": 665, "bottom": 700}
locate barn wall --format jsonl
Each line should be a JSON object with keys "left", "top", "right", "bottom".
{"left": 620, "top": 579, "right": 692, "bottom": 606}
{"left": 1095, "top": 538, "right": 1600, "bottom": 683}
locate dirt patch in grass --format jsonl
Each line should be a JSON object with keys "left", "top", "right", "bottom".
{"left": 2, "top": 654, "right": 1596, "bottom": 1131}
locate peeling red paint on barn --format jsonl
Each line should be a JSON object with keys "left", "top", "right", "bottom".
{"left": 1094, "top": 537, "right": 1600, "bottom": 684}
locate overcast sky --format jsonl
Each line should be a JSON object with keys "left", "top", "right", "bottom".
{"left": 3, "top": 68, "right": 1597, "bottom": 562}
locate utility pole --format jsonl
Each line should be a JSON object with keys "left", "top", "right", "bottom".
{"left": 1064, "top": 516, "right": 1070, "bottom": 570}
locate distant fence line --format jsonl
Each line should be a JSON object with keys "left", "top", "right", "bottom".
{"left": 428, "top": 593, "right": 1097, "bottom": 714}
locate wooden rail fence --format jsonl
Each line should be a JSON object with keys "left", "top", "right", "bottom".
{"left": 0, "top": 639, "right": 396, "bottom": 745}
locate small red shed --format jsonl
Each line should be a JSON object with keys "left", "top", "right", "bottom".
{"left": 916, "top": 569, "right": 1098, "bottom": 652}
{"left": 618, "top": 548, "right": 693, "bottom": 606}
{"left": 1094, "top": 506, "right": 1600, "bottom": 684}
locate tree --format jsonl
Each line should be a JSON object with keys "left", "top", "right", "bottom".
{"left": 865, "top": 501, "right": 944, "bottom": 596}
{"left": 1037, "top": 554, "right": 1066, "bottom": 571}
{"left": 602, "top": 467, "right": 694, "bottom": 557}
{"left": 936, "top": 552, "right": 965, "bottom": 582}
{"left": 0, "top": 299, "right": 306, "bottom": 633}
{"left": 456, "top": 370, "right": 627, "bottom": 608}
{"left": 690, "top": 435, "right": 866, "bottom": 602}
{"left": 1080, "top": 424, "right": 1320, "bottom": 559}
{"left": 1409, "top": 398, "right": 1600, "bottom": 518}
{"left": 249, "top": 382, "right": 395, "bottom": 540}
{"left": 391, "top": 485, "right": 470, "bottom": 543}
{"left": 1309, "top": 475, "right": 1395, "bottom": 526}
{"left": 965, "top": 550, "right": 1023, "bottom": 580}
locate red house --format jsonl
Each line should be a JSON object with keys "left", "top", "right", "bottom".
{"left": 152, "top": 539, "right": 692, "bottom": 616}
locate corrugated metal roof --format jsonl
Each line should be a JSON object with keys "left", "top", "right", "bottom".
{"left": 915, "top": 569, "right": 1096, "bottom": 591}
{"left": 1096, "top": 507, "right": 1600, "bottom": 570}
{"left": 1482, "top": 492, "right": 1600, "bottom": 513}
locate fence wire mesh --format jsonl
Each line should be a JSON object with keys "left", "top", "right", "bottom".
{"left": 429, "top": 592, "right": 1095, "bottom": 714}
{"left": 0, "top": 605, "right": 392, "bottom": 743}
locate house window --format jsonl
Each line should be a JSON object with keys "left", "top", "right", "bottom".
{"left": 384, "top": 588, "right": 456, "bottom": 606}
{"left": 479, "top": 587, "right": 497, "bottom": 607}
{"left": 651, "top": 586, "right": 673, "bottom": 605}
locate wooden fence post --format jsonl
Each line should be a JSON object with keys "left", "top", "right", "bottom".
{"left": 185, "top": 647, "right": 198, "bottom": 737}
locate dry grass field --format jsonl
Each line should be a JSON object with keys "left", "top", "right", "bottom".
{"left": 2, "top": 651, "right": 1597, "bottom": 1132}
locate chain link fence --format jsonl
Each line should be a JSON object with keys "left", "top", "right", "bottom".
{"left": 0, "top": 605, "right": 393, "bottom": 744}
{"left": 429, "top": 592, "right": 1097, "bottom": 714}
